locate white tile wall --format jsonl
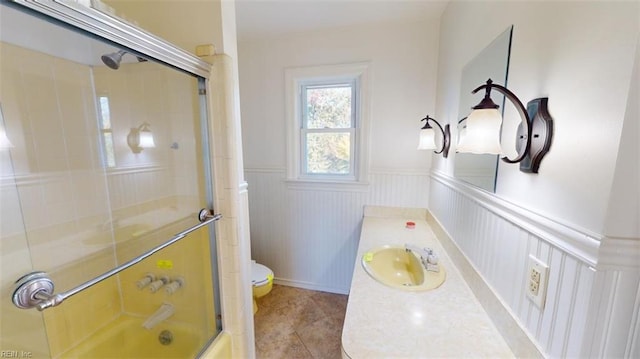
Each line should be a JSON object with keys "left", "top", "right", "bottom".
{"left": 206, "top": 54, "right": 255, "bottom": 359}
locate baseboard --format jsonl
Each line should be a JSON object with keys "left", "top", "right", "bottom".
{"left": 273, "top": 278, "right": 350, "bottom": 295}
{"left": 426, "top": 210, "right": 545, "bottom": 359}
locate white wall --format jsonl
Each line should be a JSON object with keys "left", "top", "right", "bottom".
{"left": 239, "top": 19, "right": 439, "bottom": 292}
{"left": 604, "top": 38, "right": 639, "bottom": 240}
{"left": 240, "top": 19, "right": 438, "bottom": 171}
{"left": 432, "top": 0, "right": 638, "bottom": 236}
{"left": 430, "top": 1, "right": 639, "bottom": 357}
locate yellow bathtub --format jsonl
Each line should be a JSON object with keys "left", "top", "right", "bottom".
{"left": 61, "top": 316, "right": 206, "bottom": 358}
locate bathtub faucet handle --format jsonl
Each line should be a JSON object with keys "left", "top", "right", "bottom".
{"left": 165, "top": 277, "right": 185, "bottom": 295}
{"left": 136, "top": 273, "right": 156, "bottom": 289}
{"left": 148, "top": 275, "right": 170, "bottom": 293}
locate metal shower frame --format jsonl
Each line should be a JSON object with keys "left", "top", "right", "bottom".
{"left": 5, "top": 0, "right": 223, "bottom": 333}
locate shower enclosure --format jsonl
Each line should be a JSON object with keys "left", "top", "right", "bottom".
{"left": 0, "top": 1, "right": 222, "bottom": 357}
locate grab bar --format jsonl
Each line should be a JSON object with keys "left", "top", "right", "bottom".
{"left": 12, "top": 209, "right": 222, "bottom": 311}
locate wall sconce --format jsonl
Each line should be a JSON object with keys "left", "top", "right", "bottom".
{"left": 417, "top": 115, "right": 450, "bottom": 158}
{"left": 0, "top": 105, "right": 13, "bottom": 150}
{"left": 0, "top": 128, "right": 13, "bottom": 149}
{"left": 127, "top": 122, "right": 156, "bottom": 153}
{"left": 457, "top": 79, "right": 553, "bottom": 173}
{"left": 456, "top": 117, "right": 469, "bottom": 153}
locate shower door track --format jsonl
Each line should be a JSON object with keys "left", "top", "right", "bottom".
{"left": 12, "top": 209, "right": 222, "bottom": 311}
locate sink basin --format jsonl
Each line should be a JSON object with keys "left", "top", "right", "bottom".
{"left": 361, "top": 245, "right": 446, "bottom": 291}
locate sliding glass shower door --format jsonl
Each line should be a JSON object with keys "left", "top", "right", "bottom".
{"left": 0, "top": 104, "right": 51, "bottom": 358}
{"left": 0, "top": 2, "right": 220, "bottom": 358}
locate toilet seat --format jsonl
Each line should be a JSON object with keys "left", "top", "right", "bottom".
{"left": 251, "top": 262, "right": 273, "bottom": 287}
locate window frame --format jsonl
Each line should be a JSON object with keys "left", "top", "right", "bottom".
{"left": 285, "top": 62, "right": 370, "bottom": 189}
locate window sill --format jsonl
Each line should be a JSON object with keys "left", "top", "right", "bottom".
{"left": 284, "top": 178, "right": 370, "bottom": 192}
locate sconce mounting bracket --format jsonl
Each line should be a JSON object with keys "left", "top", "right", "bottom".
{"left": 420, "top": 115, "right": 450, "bottom": 158}
{"left": 440, "top": 124, "right": 451, "bottom": 158}
{"left": 516, "top": 98, "right": 553, "bottom": 173}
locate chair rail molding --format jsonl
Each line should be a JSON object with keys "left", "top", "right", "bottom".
{"left": 429, "top": 171, "right": 638, "bottom": 270}
{"left": 429, "top": 170, "right": 640, "bottom": 358}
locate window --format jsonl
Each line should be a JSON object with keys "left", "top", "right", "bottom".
{"left": 285, "top": 63, "right": 370, "bottom": 187}
{"left": 302, "top": 81, "right": 355, "bottom": 177}
{"left": 97, "top": 96, "right": 116, "bottom": 168}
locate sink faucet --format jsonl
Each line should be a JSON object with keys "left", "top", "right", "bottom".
{"left": 405, "top": 244, "right": 439, "bottom": 272}
{"left": 143, "top": 303, "right": 175, "bottom": 329}
{"left": 100, "top": 217, "right": 119, "bottom": 231}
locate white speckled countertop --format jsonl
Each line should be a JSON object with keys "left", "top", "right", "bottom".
{"left": 341, "top": 206, "right": 514, "bottom": 358}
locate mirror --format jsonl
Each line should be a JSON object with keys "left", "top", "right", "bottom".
{"left": 454, "top": 26, "right": 513, "bottom": 192}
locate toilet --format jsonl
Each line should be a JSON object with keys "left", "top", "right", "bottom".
{"left": 251, "top": 260, "right": 273, "bottom": 314}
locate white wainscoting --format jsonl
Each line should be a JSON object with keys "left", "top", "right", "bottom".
{"left": 429, "top": 171, "right": 640, "bottom": 358}
{"left": 244, "top": 168, "right": 430, "bottom": 294}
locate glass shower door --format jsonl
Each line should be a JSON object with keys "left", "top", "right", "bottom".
{"left": 0, "top": 105, "right": 51, "bottom": 359}
{"left": 1, "top": 2, "right": 221, "bottom": 358}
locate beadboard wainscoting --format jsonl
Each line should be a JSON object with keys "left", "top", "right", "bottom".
{"left": 429, "top": 171, "right": 640, "bottom": 358}
{"left": 244, "top": 168, "right": 430, "bottom": 294}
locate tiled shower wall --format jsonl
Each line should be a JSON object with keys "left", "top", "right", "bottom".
{"left": 0, "top": 41, "right": 118, "bottom": 356}
{"left": 1, "top": 41, "right": 212, "bottom": 357}
{"left": 245, "top": 168, "right": 430, "bottom": 294}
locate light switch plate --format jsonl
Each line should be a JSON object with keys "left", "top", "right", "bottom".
{"left": 526, "top": 255, "right": 549, "bottom": 309}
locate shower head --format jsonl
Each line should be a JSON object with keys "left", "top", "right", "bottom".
{"left": 101, "top": 50, "right": 149, "bottom": 70}
{"left": 101, "top": 50, "right": 126, "bottom": 70}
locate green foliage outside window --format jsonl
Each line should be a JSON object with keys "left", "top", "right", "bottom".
{"left": 306, "top": 132, "right": 350, "bottom": 174}
{"left": 306, "top": 87, "right": 351, "bottom": 129}
{"left": 304, "top": 85, "right": 353, "bottom": 175}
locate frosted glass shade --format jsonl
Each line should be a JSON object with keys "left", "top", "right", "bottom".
{"left": 138, "top": 130, "right": 156, "bottom": 148}
{"left": 417, "top": 128, "right": 436, "bottom": 150}
{"left": 456, "top": 126, "right": 467, "bottom": 152}
{"left": 456, "top": 108, "right": 503, "bottom": 155}
{"left": 127, "top": 123, "right": 155, "bottom": 153}
{"left": 0, "top": 129, "right": 14, "bottom": 149}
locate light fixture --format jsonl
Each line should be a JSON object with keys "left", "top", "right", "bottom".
{"left": 0, "top": 105, "right": 13, "bottom": 149}
{"left": 417, "top": 115, "right": 450, "bottom": 158}
{"left": 456, "top": 117, "right": 469, "bottom": 153}
{"left": 0, "top": 128, "right": 13, "bottom": 149}
{"left": 458, "top": 79, "right": 553, "bottom": 173}
{"left": 127, "top": 122, "right": 156, "bottom": 153}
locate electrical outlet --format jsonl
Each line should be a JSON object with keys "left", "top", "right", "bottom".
{"left": 526, "top": 255, "right": 549, "bottom": 309}
{"left": 530, "top": 268, "right": 541, "bottom": 283}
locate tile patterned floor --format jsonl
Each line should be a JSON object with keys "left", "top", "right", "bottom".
{"left": 254, "top": 284, "right": 349, "bottom": 359}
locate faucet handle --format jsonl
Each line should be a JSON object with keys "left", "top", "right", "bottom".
{"left": 136, "top": 273, "right": 156, "bottom": 289}
{"left": 165, "top": 277, "right": 185, "bottom": 295}
{"left": 148, "top": 275, "right": 169, "bottom": 293}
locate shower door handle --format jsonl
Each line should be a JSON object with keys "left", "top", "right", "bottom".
{"left": 12, "top": 208, "right": 222, "bottom": 311}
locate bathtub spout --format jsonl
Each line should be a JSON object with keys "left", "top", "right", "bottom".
{"left": 143, "top": 303, "right": 175, "bottom": 329}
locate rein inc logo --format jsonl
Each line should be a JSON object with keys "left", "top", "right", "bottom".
{"left": 1, "top": 351, "right": 32, "bottom": 358}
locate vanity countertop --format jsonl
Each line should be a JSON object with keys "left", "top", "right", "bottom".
{"left": 341, "top": 206, "right": 513, "bottom": 358}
